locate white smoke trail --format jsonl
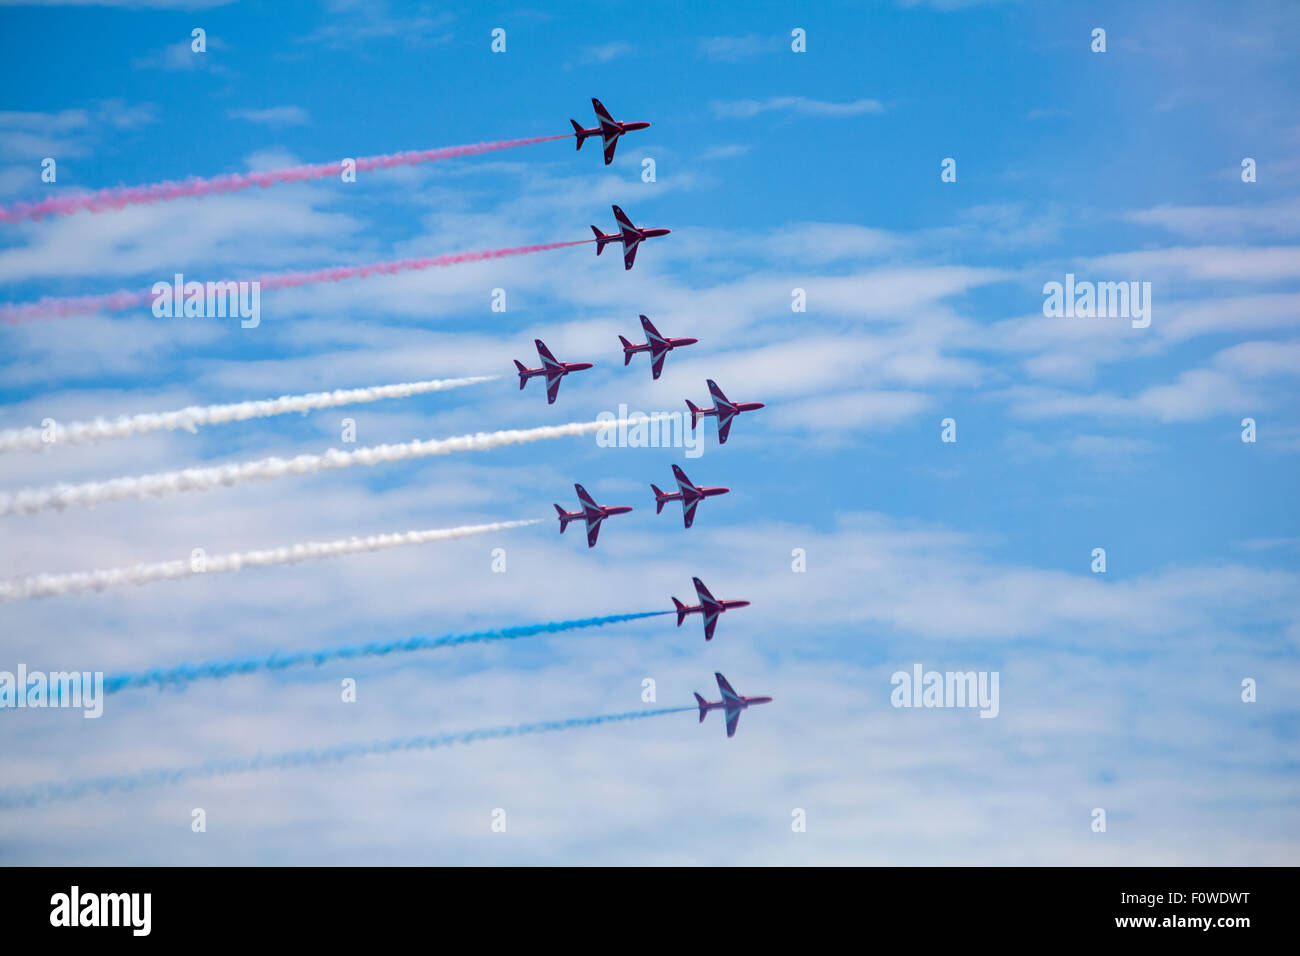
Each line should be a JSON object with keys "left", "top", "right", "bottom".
{"left": 0, "top": 417, "right": 663, "bottom": 517}
{"left": 0, "top": 519, "right": 539, "bottom": 602}
{"left": 0, "top": 375, "right": 497, "bottom": 453}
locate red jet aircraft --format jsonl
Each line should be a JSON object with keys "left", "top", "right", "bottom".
{"left": 694, "top": 672, "right": 773, "bottom": 738}
{"left": 685, "top": 379, "right": 766, "bottom": 444}
{"left": 620, "top": 314, "right": 698, "bottom": 379}
{"left": 591, "top": 205, "right": 670, "bottom": 270}
{"left": 652, "top": 465, "right": 729, "bottom": 529}
{"left": 672, "top": 576, "right": 750, "bottom": 641}
{"left": 514, "top": 339, "right": 593, "bottom": 404}
{"left": 570, "top": 98, "right": 650, "bottom": 166}
{"left": 554, "top": 483, "right": 634, "bottom": 548}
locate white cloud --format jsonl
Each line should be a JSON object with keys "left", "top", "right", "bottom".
{"left": 1084, "top": 245, "right": 1300, "bottom": 283}
{"left": 698, "top": 143, "right": 752, "bottom": 161}
{"left": 698, "top": 34, "right": 779, "bottom": 62}
{"left": 227, "top": 106, "right": 311, "bottom": 127}
{"left": 0, "top": 102, "right": 155, "bottom": 159}
{"left": 712, "top": 96, "right": 885, "bottom": 119}
{"left": 1127, "top": 199, "right": 1300, "bottom": 240}
{"left": 292, "top": 3, "right": 454, "bottom": 49}
{"left": 132, "top": 37, "right": 230, "bottom": 73}
{"left": 570, "top": 41, "right": 631, "bottom": 65}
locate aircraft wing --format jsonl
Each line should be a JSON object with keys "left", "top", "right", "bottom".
{"left": 650, "top": 347, "right": 666, "bottom": 379}
{"left": 725, "top": 705, "right": 741, "bottom": 738}
{"left": 585, "top": 516, "right": 602, "bottom": 548}
{"left": 682, "top": 497, "right": 699, "bottom": 529}
{"left": 693, "top": 577, "right": 717, "bottom": 604}
{"left": 716, "top": 672, "right": 741, "bottom": 703}
{"left": 715, "top": 410, "right": 735, "bottom": 444}
{"left": 703, "top": 609, "right": 719, "bottom": 641}
{"left": 574, "top": 484, "right": 600, "bottom": 510}
{"left": 673, "top": 465, "right": 696, "bottom": 494}
{"left": 707, "top": 379, "right": 730, "bottom": 406}
{"left": 592, "top": 98, "right": 616, "bottom": 126}
{"left": 639, "top": 314, "right": 663, "bottom": 341}
{"left": 602, "top": 136, "right": 618, "bottom": 165}
{"left": 536, "top": 340, "right": 561, "bottom": 369}
{"left": 622, "top": 240, "right": 639, "bottom": 271}
{"left": 612, "top": 205, "right": 636, "bottom": 231}
{"left": 545, "top": 373, "right": 562, "bottom": 404}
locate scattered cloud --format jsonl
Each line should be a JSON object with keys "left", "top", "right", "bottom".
{"left": 293, "top": 2, "right": 454, "bottom": 49}
{"left": 132, "top": 37, "right": 230, "bottom": 73}
{"left": 712, "top": 96, "right": 885, "bottom": 119}
{"left": 569, "top": 41, "right": 631, "bottom": 66}
{"left": 228, "top": 105, "right": 311, "bottom": 127}
{"left": 1126, "top": 199, "right": 1300, "bottom": 240}
{"left": 698, "top": 143, "right": 752, "bottom": 161}
{"left": 698, "top": 34, "right": 782, "bottom": 62}
{"left": 0, "top": 101, "right": 157, "bottom": 160}
{"left": 1083, "top": 245, "right": 1300, "bottom": 283}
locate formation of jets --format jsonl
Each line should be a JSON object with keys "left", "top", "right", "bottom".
{"left": 570, "top": 100, "right": 664, "bottom": 269}
{"left": 555, "top": 466, "right": 729, "bottom": 548}
{"left": 527, "top": 100, "right": 772, "bottom": 738}
{"left": 513, "top": 324, "right": 764, "bottom": 448}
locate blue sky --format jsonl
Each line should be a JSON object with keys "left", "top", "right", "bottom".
{"left": 0, "top": 0, "right": 1297, "bottom": 864}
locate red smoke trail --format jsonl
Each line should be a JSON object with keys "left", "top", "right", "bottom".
{"left": 0, "top": 134, "right": 571, "bottom": 224}
{"left": 0, "top": 240, "right": 592, "bottom": 324}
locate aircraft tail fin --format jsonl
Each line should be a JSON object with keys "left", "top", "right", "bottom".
{"left": 513, "top": 359, "right": 528, "bottom": 388}
{"left": 619, "top": 335, "right": 634, "bottom": 362}
{"left": 672, "top": 596, "right": 687, "bottom": 626}
{"left": 590, "top": 225, "right": 606, "bottom": 254}
{"left": 694, "top": 692, "right": 708, "bottom": 722}
{"left": 651, "top": 485, "right": 667, "bottom": 512}
{"left": 686, "top": 399, "right": 702, "bottom": 430}
{"left": 570, "top": 119, "right": 585, "bottom": 148}
{"left": 554, "top": 503, "right": 572, "bottom": 531}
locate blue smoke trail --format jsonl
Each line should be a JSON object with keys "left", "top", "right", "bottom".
{"left": 0, "top": 706, "right": 695, "bottom": 808}
{"left": 101, "top": 611, "right": 672, "bottom": 695}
